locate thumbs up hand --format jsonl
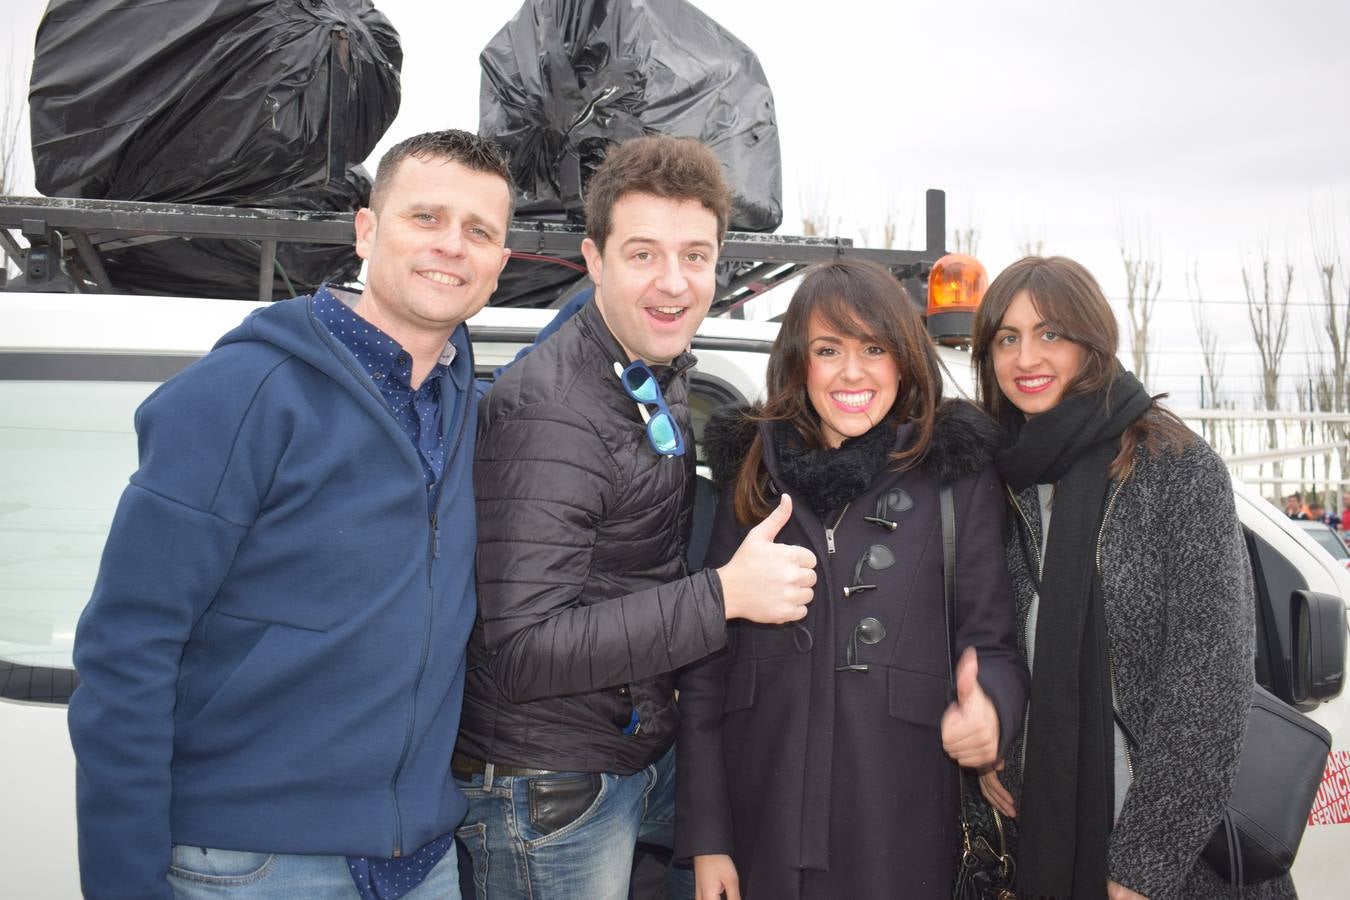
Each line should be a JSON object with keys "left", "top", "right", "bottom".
{"left": 941, "top": 647, "right": 1001, "bottom": 767}
{"left": 718, "top": 494, "right": 818, "bottom": 624}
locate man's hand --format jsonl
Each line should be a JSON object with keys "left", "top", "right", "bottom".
{"left": 978, "top": 760, "right": 1017, "bottom": 818}
{"left": 718, "top": 494, "right": 817, "bottom": 623}
{"left": 941, "top": 647, "right": 1001, "bottom": 767}
{"left": 1108, "top": 880, "right": 1149, "bottom": 900}
{"left": 694, "top": 853, "right": 741, "bottom": 900}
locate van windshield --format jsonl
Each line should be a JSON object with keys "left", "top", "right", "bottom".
{"left": 1301, "top": 522, "right": 1350, "bottom": 560}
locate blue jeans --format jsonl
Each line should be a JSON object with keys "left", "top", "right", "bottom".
{"left": 454, "top": 743, "right": 693, "bottom": 900}
{"left": 167, "top": 844, "right": 459, "bottom": 898}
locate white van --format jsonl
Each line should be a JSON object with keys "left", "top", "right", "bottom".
{"left": 2, "top": 289, "right": 1347, "bottom": 897}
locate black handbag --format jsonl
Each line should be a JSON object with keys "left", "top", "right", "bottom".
{"left": 942, "top": 486, "right": 1019, "bottom": 900}
{"left": 954, "top": 801, "right": 1018, "bottom": 900}
{"left": 1201, "top": 683, "right": 1331, "bottom": 885}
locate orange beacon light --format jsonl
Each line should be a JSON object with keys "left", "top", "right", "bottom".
{"left": 926, "top": 252, "right": 987, "bottom": 346}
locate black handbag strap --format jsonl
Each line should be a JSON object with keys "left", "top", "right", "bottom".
{"left": 941, "top": 484, "right": 956, "bottom": 678}
{"left": 943, "top": 483, "right": 1014, "bottom": 875}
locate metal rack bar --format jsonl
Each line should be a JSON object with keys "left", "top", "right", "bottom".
{"left": 2, "top": 191, "right": 951, "bottom": 301}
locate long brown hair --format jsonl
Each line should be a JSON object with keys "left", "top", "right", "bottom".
{"left": 969, "top": 255, "right": 1193, "bottom": 477}
{"left": 734, "top": 260, "right": 943, "bottom": 523}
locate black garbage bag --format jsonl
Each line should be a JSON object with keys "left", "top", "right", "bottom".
{"left": 30, "top": 0, "right": 401, "bottom": 203}
{"left": 96, "top": 166, "right": 372, "bottom": 301}
{"left": 493, "top": 252, "right": 590, "bottom": 310}
{"left": 480, "top": 0, "right": 782, "bottom": 232}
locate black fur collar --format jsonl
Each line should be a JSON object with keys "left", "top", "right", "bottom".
{"left": 773, "top": 420, "right": 895, "bottom": 517}
{"left": 703, "top": 399, "right": 1003, "bottom": 490}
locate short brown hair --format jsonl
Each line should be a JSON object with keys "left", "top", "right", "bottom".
{"left": 734, "top": 260, "right": 943, "bottom": 523}
{"left": 583, "top": 135, "right": 732, "bottom": 251}
{"left": 368, "top": 129, "right": 515, "bottom": 220}
{"left": 970, "top": 255, "right": 1193, "bottom": 475}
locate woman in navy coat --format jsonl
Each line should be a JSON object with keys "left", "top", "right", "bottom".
{"left": 675, "top": 260, "right": 1029, "bottom": 899}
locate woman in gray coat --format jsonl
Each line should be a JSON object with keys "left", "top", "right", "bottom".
{"left": 968, "top": 255, "right": 1296, "bottom": 899}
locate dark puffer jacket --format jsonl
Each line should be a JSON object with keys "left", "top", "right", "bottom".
{"left": 456, "top": 300, "right": 727, "bottom": 774}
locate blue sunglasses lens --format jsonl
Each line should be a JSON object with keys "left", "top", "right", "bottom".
{"left": 622, "top": 367, "right": 660, "bottom": 404}
{"left": 647, "top": 413, "right": 681, "bottom": 454}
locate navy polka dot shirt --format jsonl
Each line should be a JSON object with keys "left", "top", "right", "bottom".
{"left": 313, "top": 288, "right": 455, "bottom": 897}
{"left": 314, "top": 288, "right": 453, "bottom": 488}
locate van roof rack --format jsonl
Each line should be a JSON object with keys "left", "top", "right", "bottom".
{"left": 0, "top": 191, "right": 948, "bottom": 315}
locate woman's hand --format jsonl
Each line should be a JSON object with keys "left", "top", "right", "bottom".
{"left": 978, "top": 759, "right": 1018, "bottom": 818}
{"left": 941, "top": 648, "right": 1001, "bottom": 767}
{"left": 694, "top": 853, "right": 741, "bottom": 900}
{"left": 1107, "top": 879, "right": 1148, "bottom": 899}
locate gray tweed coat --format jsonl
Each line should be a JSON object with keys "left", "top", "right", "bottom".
{"left": 967, "top": 438, "right": 1297, "bottom": 900}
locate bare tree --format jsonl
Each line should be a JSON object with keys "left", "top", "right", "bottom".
{"left": 1016, "top": 231, "right": 1045, "bottom": 258}
{"left": 1243, "top": 250, "right": 1295, "bottom": 488}
{"left": 798, "top": 180, "right": 833, "bottom": 237}
{"left": 859, "top": 210, "right": 908, "bottom": 250}
{"left": 1311, "top": 210, "right": 1350, "bottom": 512}
{"left": 2, "top": 42, "right": 28, "bottom": 283}
{"left": 1311, "top": 369, "right": 1339, "bottom": 501}
{"left": 1120, "top": 236, "right": 1163, "bottom": 384}
{"left": 1297, "top": 376, "right": 1320, "bottom": 485}
{"left": 951, "top": 226, "right": 980, "bottom": 256}
{"left": 1, "top": 42, "right": 25, "bottom": 195}
{"left": 1187, "top": 265, "right": 1226, "bottom": 447}
{"left": 1311, "top": 230, "right": 1349, "bottom": 412}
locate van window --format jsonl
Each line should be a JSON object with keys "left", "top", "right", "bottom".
{"left": 0, "top": 369, "right": 157, "bottom": 702}
{"left": 1, "top": 347, "right": 751, "bottom": 705}
{"left": 688, "top": 373, "right": 744, "bottom": 467}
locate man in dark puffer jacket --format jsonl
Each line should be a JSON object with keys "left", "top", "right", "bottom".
{"left": 453, "top": 136, "right": 819, "bottom": 899}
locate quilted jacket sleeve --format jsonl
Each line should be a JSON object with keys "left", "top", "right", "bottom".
{"left": 473, "top": 401, "right": 727, "bottom": 704}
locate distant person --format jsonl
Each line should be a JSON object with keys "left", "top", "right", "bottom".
{"left": 1285, "top": 492, "right": 1309, "bottom": 519}
{"left": 68, "top": 130, "right": 513, "bottom": 899}
{"left": 969, "top": 256, "right": 1291, "bottom": 899}
{"left": 675, "top": 260, "right": 1028, "bottom": 899}
{"left": 1307, "top": 501, "right": 1340, "bottom": 529}
{"left": 452, "top": 135, "right": 818, "bottom": 899}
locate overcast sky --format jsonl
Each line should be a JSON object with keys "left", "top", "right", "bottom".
{"left": 4, "top": 0, "right": 1349, "bottom": 405}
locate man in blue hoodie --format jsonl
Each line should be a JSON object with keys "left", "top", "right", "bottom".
{"left": 67, "top": 129, "right": 513, "bottom": 900}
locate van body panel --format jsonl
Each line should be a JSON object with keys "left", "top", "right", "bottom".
{"left": 2, "top": 292, "right": 1345, "bottom": 897}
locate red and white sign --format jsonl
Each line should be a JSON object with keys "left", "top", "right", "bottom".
{"left": 1308, "top": 749, "right": 1350, "bottom": 826}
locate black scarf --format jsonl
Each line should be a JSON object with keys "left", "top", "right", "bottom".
{"left": 994, "top": 372, "right": 1152, "bottom": 900}
{"left": 772, "top": 420, "right": 896, "bottom": 518}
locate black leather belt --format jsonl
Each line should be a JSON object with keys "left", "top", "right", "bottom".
{"left": 451, "top": 750, "right": 556, "bottom": 780}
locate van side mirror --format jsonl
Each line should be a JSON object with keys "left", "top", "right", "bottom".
{"left": 1290, "top": 590, "right": 1346, "bottom": 707}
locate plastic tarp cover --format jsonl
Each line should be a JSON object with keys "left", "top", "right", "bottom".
{"left": 29, "top": 0, "right": 401, "bottom": 299}
{"left": 30, "top": 0, "right": 400, "bottom": 202}
{"left": 480, "top": 0, "right": 782, "bottom": 232}
{"left": 98, "top": 167, "right": 374, "bottom": 301}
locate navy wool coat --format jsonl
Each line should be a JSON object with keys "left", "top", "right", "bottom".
{"left": 676, "top": 402, "right": 1029, "bottom": 900}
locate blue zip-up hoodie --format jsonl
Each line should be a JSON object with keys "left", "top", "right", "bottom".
{"left": 68, "top": 293, "right": 478, "bottom": 899}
